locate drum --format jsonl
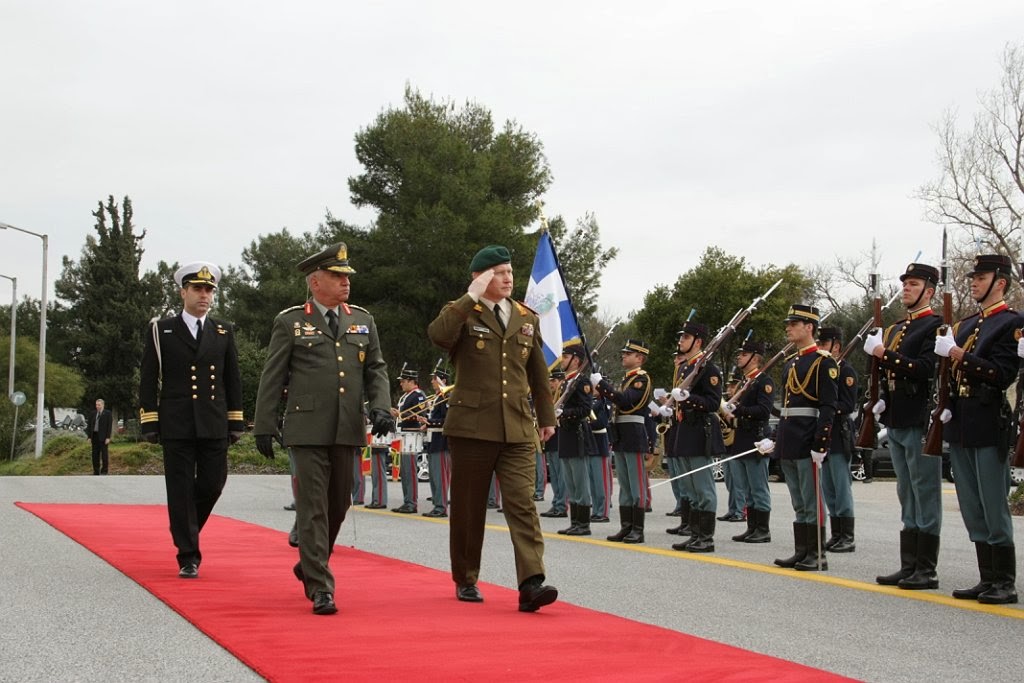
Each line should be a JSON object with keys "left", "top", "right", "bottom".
{"left": 398, "top": 430, "right": 425, "bottom": 454}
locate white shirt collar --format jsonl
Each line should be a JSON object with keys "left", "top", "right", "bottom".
{"left": 181, "top": 310, "right": 207, "bottom": 338}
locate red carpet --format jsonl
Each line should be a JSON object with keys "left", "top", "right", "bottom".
{"left": 17, "top": 502, "right": 854, "bottom": 682}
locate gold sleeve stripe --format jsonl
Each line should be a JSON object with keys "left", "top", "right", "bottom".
{"left": 139, "top": 411, "right": 159, "bottom": 424}
{"left": 227, "top": 411, "right": 244, "bottom": 421}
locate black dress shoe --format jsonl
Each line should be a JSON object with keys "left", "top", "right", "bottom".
{"left": 392, "top": 504, "right": 417, "bottom": 514}
{"left": 590, "top": 515, "right": 610, "bottom": 523}
{"left": 293, "top": 561, "right": 305, "bottom": 583}
{"left": 539, "top": 509, "right": 568, "bottom": 518}
{"left": 283, "top": 502, "right": 296, "bottom": 511}
{"left": 288, "top": 525, "right": 299, "bottom": 548}
{"left": 487, "top": 502, "right": 499, "bottom": 509}
{"left": 422, "top": 509, "right": 448, "bottom": 518}
{"left": 312, "top": 591, "right": 338, "bottom": 615}
{"left": 456, "top": 584, "right": 484, "bottom": 602}
{"left": 533, "top": 494, "right": 544, "bottom": 501}
{"left": 518, "top": 582, "right": 558, "bottom": 612}
{"left": 364, "top": 502, "right": 387, "bottom": 509}
{"left": 178, "top": 564, "right": 199, "bottom": 579}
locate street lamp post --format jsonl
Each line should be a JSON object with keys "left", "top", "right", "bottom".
{"left": 0, "top": 223, "right": 48, "bottom": 458}
{"left": 0, "top": 273, "right": 15, "bottom": 397}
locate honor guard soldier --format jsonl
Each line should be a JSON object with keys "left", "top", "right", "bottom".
{"left": 666, "top": 321, "right": 726, "bottom": 554}
{"left": 539, "top": 370, "right": 569, "bottom": 518}
{"left": 863, "top": 262, "right": 943, "bottom": 589}
{"left": 662, "top": 350, "right": 694, "bottom": 535}
{"left": 723, "top": 340, "right": 775, "bottom": 544}
{"left": 555, "top": 342, "right": 597, "bottom": 536}
{"left": 139, "top": 262, "right": 244, "bottom": 578}
{"left": 427, "top": 245, "right": 559, "bottom": 612}
{"left": 591, "top": 339, "right": 654, "bottom": 544}
{"left": 587, "top": 385, "right": 614, "bottom": 523}
{"left": 774, "top": 304, "right": 838, "bottom": 572}
{"left": 937, "top": 255, "right": 1021, "bottom": 604}
{"left": 421, "top": 368, "right": 452, "bottom": 518}
{"left": 253, "top": 242, "right": 394, "bottom": 615}
{"left": 392, "top": 368, "right": 426, "bottom": 513}
{"left": 816, "top": 327, "right": 858, "bottom": 553}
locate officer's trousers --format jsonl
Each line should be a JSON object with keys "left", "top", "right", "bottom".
{"left": 821, "top": 451, "right": 855, "bottom": 518}
{"left": 681, "top": 454, "right": 717, "bottom": 513}
{"left": 950, "top": 444, "right": 1014, "bottom": 545}
{"left": 614, "top": 451, "right": 650, "bottom": 509}
{"left": 782, "top": 458, "right": 820, "bottom": 524}
{"left": 888, "top": 426, "right": 942, "bottom": 534}
{"left": 732, "top": 455, "right": 771, "bottom": 511}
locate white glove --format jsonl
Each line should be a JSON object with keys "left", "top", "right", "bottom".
{"left": 653, "top": 388, "right": 668, "bottom": 400}
{"left": 467, "top": 268, "right": 495, "bottom": 300}
{"left": 755, "top": 438, "right": 775, "bottom": 455}
{"left": 671, "top": 387, "right": 689, "bottom": 402}
{"left": 647, "top": 401, "right": 661, "bottom": 416}
{"left": 722, "top": 402, "right": 736, "bottom": 416}
{"left": 659, "top": 405, "right": 674, "bottom": 417}
{"left": 940, "top": 408, "right": 952, "bottom": 423}
{"left": 589, "top": 372, "right": 603, "bottom": 387}
{"left": 1017, "top": 336, "right": 1024, "bottom": 359}
{"left": 555, "top": 408, "right": 563, "bottom": 418}
{"left": 934, "top": 329, "right": 956, "bottom": 358}
{"left": 863, "top": 328, "right": 884, "bottom": 356}
{"left": 872, "top": 399, "right": 886, "bottom": 417}
{"left": 810, "top": 450, "right": 827, "bottom": 465}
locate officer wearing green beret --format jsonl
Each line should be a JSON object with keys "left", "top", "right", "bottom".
{"left": 253, "top": 242, "right": 395, "bottom": 615}
{"left": 427, "top": 244, "right": 559, "bottom": 612}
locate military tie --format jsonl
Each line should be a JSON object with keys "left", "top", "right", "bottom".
{"left": 195, "top": 319, "right": 203, "bottom": 343}
{"left": 326, "top": 309, "right": 339, "bottom": 337}
{"left": 493, "top": 303, "right": 506, "bottom": 333}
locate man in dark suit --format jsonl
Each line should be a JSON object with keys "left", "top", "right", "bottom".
{"left": 88, "top": 399, "right": 113, "bottom": 475}
{"left": 139, "top": 262, "right": 245, "bottom": 580}
{"left": 254, "top": 243, "right": 394, "bottom": 616}
{"left": 427, "top": 244, "right": 559, "bottom": 612}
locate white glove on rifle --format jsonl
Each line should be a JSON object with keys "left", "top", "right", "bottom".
{"left": 671, "top": 387, "right": 689, "bottom": 402}
{"left": 589, "top": 372, "right": 603, "bottom": 387}
{"left": 810, "top": 450, "right": 827, "bottom": 465}
{"left": 934, "top": 329, "right": 957, "bottom": 358}
{"left": 653, "top": 388, "right": 668, "bottom": 400}
{"left": 722, "top": 402, "right": 737, "bottom": 416}
{"left": 647, "top": 401, "right": 661, "bottom": 416}
{"left": 863, "top": 328, "right": 884, "bottom": 356}
{"left": 660, "top": 405, "right": 674, "bottom": 417}
{"left": 871, "top": 399, "right": 886, "bottom": 417}
{"left": 555, "top": 408, "right": 563, "bottom": 418}
{"left": 1017, "top": 336, "right": 1024, "bottom": 359}
{"left": 755, "top": 438, "right": 775, "bottom": 455}
{"left": 940, "top": 408, "right": 952, "bottom": 423}
{"left": 467, "top": 268, "right": 494, "bottom": 300}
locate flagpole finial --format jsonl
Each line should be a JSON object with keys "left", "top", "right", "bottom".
{"left": 535, "top": 199, "right": 550, "bottom": 233}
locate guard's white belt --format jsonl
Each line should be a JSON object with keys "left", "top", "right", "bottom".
{"left": 592, "top": 428, "right": 608, "bottom": 434}
{"left": 614, "top": 415, "right": 645, "bottom": 424}
{"left": 780, "top": 407, "right": 820, "bottom": 418}
{"left": 426, "top": 428, "right": 442, "bottom": 435}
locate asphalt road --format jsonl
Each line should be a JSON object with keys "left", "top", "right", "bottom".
{"left": 2, "top": 474, "right": 1022, "bottom": 682}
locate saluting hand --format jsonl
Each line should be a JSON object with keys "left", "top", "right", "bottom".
{"left": 467, "top": 268, "right": 495, "bottom": 300}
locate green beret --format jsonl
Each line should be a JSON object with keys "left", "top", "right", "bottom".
{"left": 469, "top": 245, "right": 511, "bottom": 273}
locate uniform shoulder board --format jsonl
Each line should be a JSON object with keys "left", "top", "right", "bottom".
{"left": 816, "top": 349, "right": 832, "bottom": 357}
{"left": 348, "top": 303, "right": 370, "bottom": 314}
{"left": 278, "top": 304, "right": 304, "bottom": 315}
{"left": 634, "top": 369, "right": 648, "bottom": 376}
{"left": 515, "top": 300, "right": 538, "bottom": 316}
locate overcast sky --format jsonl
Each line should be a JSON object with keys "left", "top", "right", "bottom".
{"left": 2, "top": 1, "right": 1022, "bottom": 319}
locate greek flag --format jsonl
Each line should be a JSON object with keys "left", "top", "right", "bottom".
{"left": 525, "top": 231, "right": 583, "bottom": 369}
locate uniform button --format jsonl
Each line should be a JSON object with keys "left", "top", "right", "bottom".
{"left": 339, "top": 387, "right": 346, "bottom": 394}
{"left": 337, "top": 356, "right": 343, "bottom": 361}
{"left": 192, "top": 395, "right": 198, "bottom": 399}
{"left": 502, "top": 392, "right": 507, "bottom": 398}
{"left": 192, "top": 385, "right": 198, "bottom": 390}
{"left": 190, "top": 365, "right": 196, "bottom": 371}
{"left": 336, "top": 342, "right": 341, "bottom": 347}
{"left": 210, "top": 365, "right": 215, "bottom": 371}
{"left": 339, "top": 371, "right": 345, "bottom": 377}
{"left": 211, "top": 395, "right": 215, "bottom": 400}
{"left": 191, "top": 375, "right": 197, "bottom": 380}
{"left": 502, "top": 380, "right": 507, "bottom": 385}
{"left": 210, "top": 375, "right": 215, "bottom": 379}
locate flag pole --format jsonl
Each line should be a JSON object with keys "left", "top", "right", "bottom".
{"left": 536, "top": 202, "right": 588, "bottom": 357}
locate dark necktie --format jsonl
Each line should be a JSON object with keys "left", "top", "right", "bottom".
{"left": 326, "top": 309, "right": 339, "bottom": 337}
{"left": 195, "top": 319, "right": 203, "bottom": 343}
{"left": 493, "top": 303, "right": 506, "bottom": 333}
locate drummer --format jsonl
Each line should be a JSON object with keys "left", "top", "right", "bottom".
{"left": 391, "top": 367, "right": 427, "bottom": 513}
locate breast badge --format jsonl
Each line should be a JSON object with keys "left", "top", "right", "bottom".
{"left": 476, "top": 340, "right": 486, "bottom": 350}
{"left": 829, "top": 368, "right": 839, "bottom": 380}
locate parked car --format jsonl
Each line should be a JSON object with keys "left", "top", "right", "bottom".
{"left": 856, "top": 427, "right": 954, "bottom": 483}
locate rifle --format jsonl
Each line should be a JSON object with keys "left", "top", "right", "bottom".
{"left": 835, "top": 291, "right": 903, "bottom": 362}
{"left": 673, "top": 279, "right": 783, "bottom": 396}
{"left": 855, "top": 273, "right": 883, "bottom": 449}
{"left": 924, "top": 228, "right": 951, "bottom": 457}
{"left": 554, "top": 320, "right": 621, "bottom": 410}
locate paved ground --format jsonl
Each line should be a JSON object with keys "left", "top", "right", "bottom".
{"left": 2, "top": 474, "right": 1022, "bottom": 682}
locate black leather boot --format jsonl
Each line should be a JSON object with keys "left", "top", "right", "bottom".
{"left": 795, "top": 525, "right": 828, "bottom": 571}
{"left": 744, "top": 508, "right": 772, "bottom": 543}
{"left": 667, "top": 500, "right": 691, "bottom": 535}
{"left": 732, "top": 510, "right": 756, "bottom": 542}
{"left": 953, "top": 542, "right": 994, "bottom": 600}
{"left": 565, "top": 505, "right": 591, "bottom": 536}
{"left": 830, "top": 517, "right": 856, "bottom": 553}
{"left": 622, "top": 506, "right": 645, "bottom": 544}
{"left": 607, "top": 505, "right": 633, "bottom": 542}
{"left": 877, "top": 529, "right": 917, "bottom": 585}
{"left": 977, "top": 544, "right": 1018, "bottom": 605}
{"left": 561, "top": 501, "right": 577, "bottom": 532}
{"left": 774, "top": 522, "right": 808, "bottom": 568}
{"left": 672, "top": 508, "right": 700, "bottom": 551}
{"left": 898, "top": 532, "right": 939, "bottom": 589}
{"left": 825, "top": 516, "right": 840, "bottom": 550}
{"left": 686, "top": 510, "right": 716, "bottom": 553}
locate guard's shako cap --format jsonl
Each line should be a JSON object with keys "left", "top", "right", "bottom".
{"left": 677, "top": 321, "right": 708, "bottom": 340}
{"left": 432, "top": 369, "right": 451, "bottom": 382}
{"left": 174, "top": 262, "right": 221, "bottom": 289}
{"left": 899, "top": 262, "right": 939, "bottom": 284}
{"left": 550, "top": 369, "right": 566, "bottom": 380}
{"left": 620, "top": 338, "right": 649, "bottom": 355}
{"left": 783, "top": 304, "right": 820, "bottom": 323}
{"left": 469, "top": 245, "right": 512, "bottom": 273}
{"left": 297, "top": 242, "right": 356, "bottom": 276}
{"left": 740, "top": 339, "right": 766, "bottom": 355}
{"left": 817, "top": 327, "right": 843, "bottom": 343}
{"left": 398, "top": 368, "right": 418, "bottom": 381}
{"left": 967, "top": 254, "right": 1014, "bottom": 278}
{"left": 562, "top": 342, "right": 587, "bottom": 360}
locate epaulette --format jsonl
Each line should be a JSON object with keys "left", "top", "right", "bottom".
{"left": 816, "top": 349, "right": 832, "bottom": 357}
{"left": 278, "top": 304, "right": 304, "bottom": 315}
{"left": 635, "top": 369, "right": 648, "bottom": 376}
{"left": 349, "top": 304, "right": 370, "bottom": 313}
{"left": 515, "top": 300, "right": 538, "bottom": 316}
